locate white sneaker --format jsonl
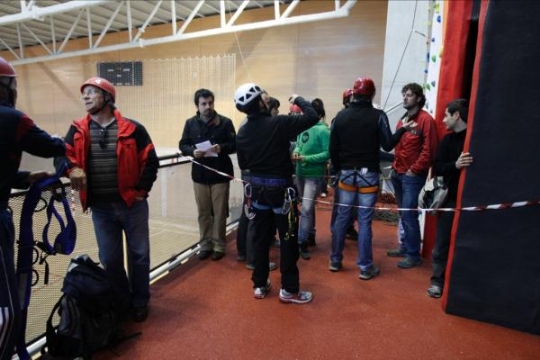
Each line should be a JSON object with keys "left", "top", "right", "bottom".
{"left": 253, "top": 279, "right": 271, "bottom": 299}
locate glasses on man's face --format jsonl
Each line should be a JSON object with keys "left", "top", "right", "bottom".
{"left": 99, "top": 128, "right": 107, "bottom": 149}
{"left": 80, "top": 88, "right": 101, "bottom": 99}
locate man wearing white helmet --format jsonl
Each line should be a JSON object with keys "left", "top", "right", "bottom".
{"left": 235, "top": 83, "right": 318, "bottom": 304}
{"left": 0, "top": 56, "right": 65, "bottom": 359}
{"left": 58, "top": 76, "right": 158, "bottom": 322}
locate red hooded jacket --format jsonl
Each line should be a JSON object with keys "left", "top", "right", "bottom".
{"left": 392, "top": 109, "right": 438, "bottom": 175}
{"left": 63, "top": 109, "right": 158, "bottom": 211}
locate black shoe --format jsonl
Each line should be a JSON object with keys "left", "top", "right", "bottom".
{"left": 211, "top": 251, "right": 225, "bottom": 261}
{"left": 397, "top": 257, "right": 423, "bottom": 269}
{"left": 329, "top": 261, "right": 342, "bottom": 272}
{"left": 346, "top": 227, "right": 358, "bottom": 240}
{"left": 198, "top": 250, "right": 212, "bottom": 260}
{"left": 299, "top": 243, "right": 311, "bottom": 260}
{"left": 307, "top": 233, "right": 316, "bottom": 247}
{"left": 359, "top": 266, "right": 380, "bottom": 280}
{"left": 237, "top": 254, "right": 246, "bottom": 262}
{"left": 132, "top": 306, "right": 149, "bottom": 322}
{"left": 387, "top": 248, "right": 406, "bottom": 257}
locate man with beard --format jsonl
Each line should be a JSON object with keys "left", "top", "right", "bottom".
{"left": 180, "top": 88, "right": 236, "bottom": 261}
{"left": 387, "top": 83, "right": 438, "bottom": 269}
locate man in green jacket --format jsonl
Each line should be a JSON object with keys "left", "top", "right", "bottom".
{"left": 292, "top": 98, "right": 330, "bottom": 260}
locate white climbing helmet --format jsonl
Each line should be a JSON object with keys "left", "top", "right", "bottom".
{"left": 234, "top": 83, "right": 263, "bottom": 107}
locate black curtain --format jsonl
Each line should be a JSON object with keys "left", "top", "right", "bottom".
{"left": 445, "top": 0, "right": 540, "bottom": 334}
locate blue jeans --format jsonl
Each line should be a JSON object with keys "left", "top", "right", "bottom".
{"left": 91, "top": 199, "right": 151, "bottom": 309}
{"left": 296, "top": 177, "right": 322, "bottom": 244}
{"left": 331, "top": 170, "right": 379, "bottom": 270}
{"left": 391, "top": 171, "right": 427, "bottom": 261}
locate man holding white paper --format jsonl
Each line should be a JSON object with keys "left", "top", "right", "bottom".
{"left": 180, "top": 88, "right": 236, "bottom": 261}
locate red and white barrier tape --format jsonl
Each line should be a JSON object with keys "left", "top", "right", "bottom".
{"left": 190, "top": 158, "right": 540, "bottom": 213}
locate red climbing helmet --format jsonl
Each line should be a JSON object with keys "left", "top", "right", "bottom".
{"left": 352, "top": 77, "right": 375, "bottom": 97}
{"left": 0, "top": 57, "right": 17, "bottom": 78}
{"left": 80, "top": 77, "right": 116, "bottom": 102}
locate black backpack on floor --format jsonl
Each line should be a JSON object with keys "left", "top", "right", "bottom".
{"left": 43, "top": 255, "right": 140, "bottom": 359}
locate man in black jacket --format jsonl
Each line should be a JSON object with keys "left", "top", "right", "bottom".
{"left": 180, "top": 88, "right": 236, "bottom": 261}
{"left": 0, "top": 56, "right": 65, "bottom": 359}
{"left": 427, "top": 99, "right": 472, "bottom": 298}
{"left": 329, "top": 76, "right": 414, "bottom": 279}
{"left": 235, "top": 83, "right": 318, "bottom": 304}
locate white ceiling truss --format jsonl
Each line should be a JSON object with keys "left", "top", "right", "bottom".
{"left": 0, "top": 0, "right": 357, "bottom": 65}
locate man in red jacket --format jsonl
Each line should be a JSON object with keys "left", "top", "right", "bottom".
{"left": 387, "top": 83, "right": 438, "bottom": 269}
{"left": 60, "top": 77, "right": 158, "bottom": 322}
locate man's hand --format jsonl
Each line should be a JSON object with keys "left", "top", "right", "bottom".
{"left": 211, "top": 144, "right": 221, "bottom": 154}
{"left": 456, "top": 152, "right": 473, "bottom": 169}
{"left": 69, "top": 167, "right": 87, "bottom": 191}
{"left": 193, "top": 149, "right": 206, "bottom": 159}
{"left": 402, "top": 117, "right": 418, "bottom": 131}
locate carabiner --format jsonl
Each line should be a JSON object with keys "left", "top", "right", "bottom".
{"left": 244, "top": 203, "right": 256, "bottom": 220}
{"left": 243, "top": 183, "right": 255, "bottom": 219}
{"left": 281, "top": 187, "right": 296, "bottom": 215}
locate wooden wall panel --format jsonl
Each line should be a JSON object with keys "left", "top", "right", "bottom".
{"left": 3, "top": 0, "right": 388, "bottom": 147}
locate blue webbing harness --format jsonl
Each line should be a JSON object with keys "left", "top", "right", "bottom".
{"left": 15, "top": 163, "right": 77, "bottom": 360}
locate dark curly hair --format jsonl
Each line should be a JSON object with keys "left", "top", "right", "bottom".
{"left": 447, "top": 98, "right": 469, "bottom": 122}
{"left": 193, "top": 88, "right": 214, "bottom": 106}
{"left": 402, "top": 83, "right": 426, "bottom": 108}
{"left": 267, "top": 97, "right": 280, "bottom": 113}
{"left": 311, "top": 98, "right": 326, "bottom": 120}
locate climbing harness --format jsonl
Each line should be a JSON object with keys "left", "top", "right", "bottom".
{"left": 15, "top": 162, "right": 77, "bottom": 360}
{"left": 337, "top": 169, "right": 379, "bottom": 194}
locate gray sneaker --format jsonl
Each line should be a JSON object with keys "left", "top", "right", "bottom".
{"left": 246, "top": 262, "right": 278, "bottom": 271}
{"left": 427, "top": 285, "right": 442, "bottom": 298}
{"left": 279, "top": 289, "right": 313, "bottom": 304}
{"left": 253, "top": 280, "right": 271, "bottom": 299}
{"left": 359, "top": 266, "right": 380, "bottom": 280}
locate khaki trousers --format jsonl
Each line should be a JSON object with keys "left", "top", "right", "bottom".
{"left": 193, "top": 182, "right": 230, "bottom": 253}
